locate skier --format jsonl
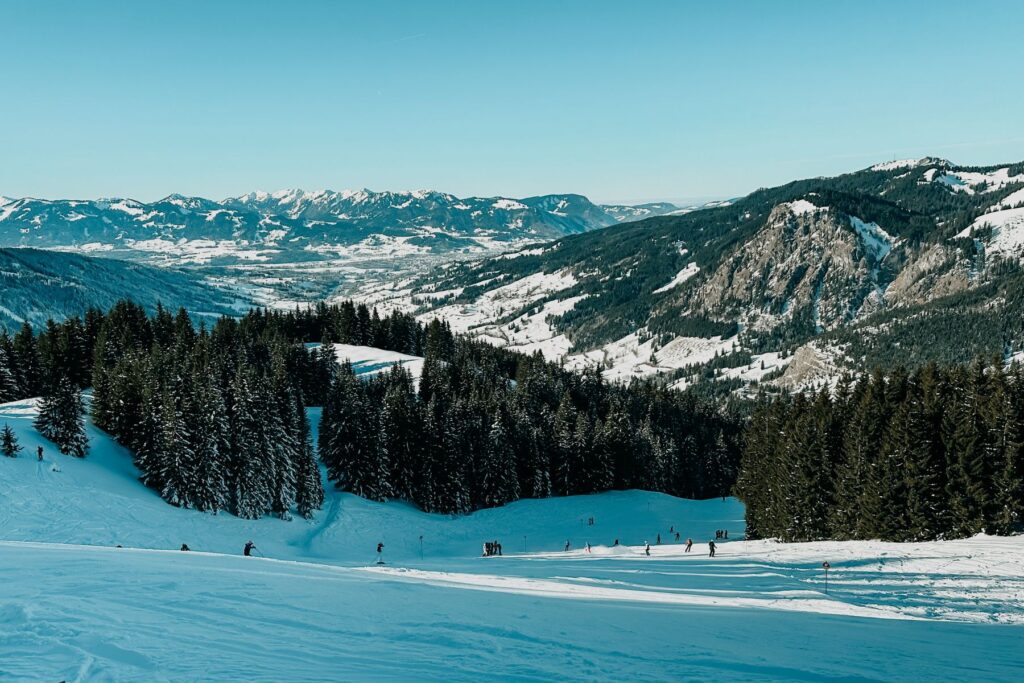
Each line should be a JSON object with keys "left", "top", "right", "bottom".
{"left": 496, "top": 541, "right": 502, "bottom": 556}
{"left": 613, "top": 538, "right": 619, "bottom": 546}
{"left": 564, "top": 540, "right": 571, "bottom": 552}
{"left": 244, "top": 540, "right": 256, "bottom": 557}
{"left": 483, "top": 542, "right": 490, "bottom": 557}
{"left": 656, "top": 533, "right": 661, "bottom": 545}
{"left": 685, "top": 538, "right": 692, "bottom": 553}
{"left": 724, "top": 530, "right": 729, "bottom": 539}
{"left": 670, "top": 525, "right": 674, "bottom": 534}
{"left": 645, "top": 542, "right": 651, "bottom": 556}
{"left": 675, "top": 531, "right": 681, "bottom": 542}
{"left": 585, "top": 542, "right": 592, "bottom": 553}
{"left": 376, "top": 542, "right": 385, "bottom": 564}
{"left": 708, "top": 540, "right": 716, "bottom": 558}
{"left": 180, "top": 543, "right": 190, "bottom": 552}
{"left": 37, "top": 446, "right": 43, "bottom": 462}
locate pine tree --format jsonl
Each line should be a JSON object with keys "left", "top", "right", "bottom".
{"left": 1, "top": 423, "right": 21, "bottom": 457}
{"left": 480, "top": 411, "right": 520, "bottom": 507}
{"left": 294, "top": 392, "right": 324, "bottom": 518}
{"left": 34, "top": 378, "right": 88, "bottom": 457}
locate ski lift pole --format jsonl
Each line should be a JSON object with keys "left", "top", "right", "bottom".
{"left": 822, "top": 561, "right": 830, "bottom": 594}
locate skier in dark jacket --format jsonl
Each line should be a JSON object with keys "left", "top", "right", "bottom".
{"left": 645, "top": 542, "right": 651, "bottom": 556}
{"left": 180, "top": 544, "right": 190, "bottom": 552}
{"left": 685, "top": 538, "right": 693, "bottom": 552}
{"left": 37, "top": 446, "right": 43, "bottom": 462}
{"left": 708, "top": 540, "right": 716, "bottom": 557}
{"left": 244, "top": 541, "right": 256, "bottom": 557}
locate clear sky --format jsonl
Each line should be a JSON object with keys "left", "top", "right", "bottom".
{"left": 2, "top": 0, "right": 1022, "bottom": 204}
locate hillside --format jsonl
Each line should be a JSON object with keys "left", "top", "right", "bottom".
{"left": 2, "top": 396, "right": 1023, "bottom": 681}
{"left": 377, "top": 158, "right": 1024, "bottom": 392}
{"left": 0, "top": 248, "right": 248, "bottom": 330}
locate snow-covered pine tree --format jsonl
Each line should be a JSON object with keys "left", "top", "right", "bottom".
{"left": 480, "top": 411, "right": 520, "bottom": 507}
{"left": 34, "top": 377, "right": 88, "bottom": 457}
{"left": 157, "top": 387, "right": 194, "bottom": 507}
{"left": 188, "top": 372, "right": 230, "bottom": 513}
{"left": 229, "top": 366, "right": 273, "bottom": 519}
{"left": 1, "top": 423, "right": 21, "bottom": 457}
{"left": 0, "top": 344, "right": 16, "bottom": 403}
{"left": 294, "top": 392, "right": 324, "bottom": 519}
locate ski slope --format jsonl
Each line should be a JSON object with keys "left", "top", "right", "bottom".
{"left": 2, "top": 397, "right": 1024, "bottom": 681}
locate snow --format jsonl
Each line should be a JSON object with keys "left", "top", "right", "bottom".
{"left": 871, "top": 158, "right": 926, "bottom": 171}
{"left": 652, "top": 262, "right": 700, "bottom": 293}
{"left": 492, "top": 198, "right": 528, "bottom": 211}
{"left": 567, "top": 331, "right": 734, "bottom": 382}
{"left": 329, "top": 343, "right": 425, "bottom": 382}
{"left": 934, "top": 168, "right": 1024, "bottom": 194}
{"left": 786, "top": 199, "right": 826, "bottom": 216}
{"left": 959, "top": 207, "right": 1024, "bottom": 259}
{"left": 999, "top": 187, "right": 1024, "bottom": 209}
{"left": 2, "top": 397, "right": 1024, "bottom": 680}
{"left": 849, "top": 216, "right": 895, "bottom": 262}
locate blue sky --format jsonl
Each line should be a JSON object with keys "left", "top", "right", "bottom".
{"left": 2, "top": 0, "right": 1022, "bottom": 203}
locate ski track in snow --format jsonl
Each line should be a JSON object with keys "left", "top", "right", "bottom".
{"left": 2, "top": 396, "right": 1024, "bottom": 681}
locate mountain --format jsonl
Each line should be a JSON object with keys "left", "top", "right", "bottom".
{"left": 377, "top": 158, "right": 1024, "bottom": 393}
{"left": 0, "top": 189, "right": 676, "bottom": 266}
{"left": 0, "top": 248, "right": 248, "bottom": 330}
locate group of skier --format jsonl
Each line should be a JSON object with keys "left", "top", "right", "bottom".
{"left": 483, "top": 540, "right": 503, "bottom": 556}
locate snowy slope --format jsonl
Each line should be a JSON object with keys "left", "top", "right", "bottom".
{"left": 3, "top": 397, "right": 1024, "bottom": 681}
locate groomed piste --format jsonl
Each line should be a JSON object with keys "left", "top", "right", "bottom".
{"left": 1, "top": 397, "right": 1022, "bottom": 681}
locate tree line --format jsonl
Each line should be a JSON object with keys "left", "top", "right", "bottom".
{"left": 0, "top": 299, "right": 742, "bottom": 520}
{"left": 737, "top": 359, "right": 1024, "bottom": 541}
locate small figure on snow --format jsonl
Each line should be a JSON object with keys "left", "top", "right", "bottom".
{"left": 496, "top": 541, "right": 502, "bottom": 556}
{"left": 644, "top": 542, "right": 651, "bottom": 556}
{"left": 656, "top": 533, "right": 661, "bottom": 545}
{"left": 37, "top": 446, "right": 43, "bottom": 462}
{"left": 708, "top": 540, "right": 716, "bottom": 558}
{"left": 564, "top": 540, "right": 571, "bottom": 552}
{"left": 685, "top": 538, "right": 692, "bottom": 552}
{"left": 675, "top": 531, "right": 681, "bottom": 542}
{"left": 180, "top": 543, "right": 190, "bottom": 551}
{"left": 376, "top": 542, "right": 385, "bottom": 564}
{"left": 724, "top": 530, "right": 729, "bottom": 539}
{"left": 244, "top": 540, "right": 256, "bottom": 557}
{"left": 613, "top": 538, "right": 619, "bottom": 547}
{"left": 585, "top": 542, "right": 591, "bottom": 553}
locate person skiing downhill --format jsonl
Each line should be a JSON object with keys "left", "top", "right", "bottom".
{"left": 645, "top": 542, "right": 651, "bottom": 556}
{"left": 708, "top": 540, "right": 716, "bottom": 558}
{"left": 685, "top": 538, "right": 693, "bottom": 553}
{"left": 564, "top": 540, "right": 571, "bottom": 552}
{"left": 376, "top": 542, "right": 385, "bottom": 564}
{"left": 37, "top": 446, "right": 43, "bottom": 462}
{"left": 244, "top": 541, "right": 256, "bottom": 557}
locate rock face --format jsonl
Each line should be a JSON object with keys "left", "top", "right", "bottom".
{"left": 695, "top": 202, "right": 886, "bottom": 332}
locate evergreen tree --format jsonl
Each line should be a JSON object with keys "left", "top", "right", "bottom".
{"left": 1, "top": 423, "right": 21, "bottom": 457}
{"left": 34, "top": 378, "right": 88, "bottom": 457}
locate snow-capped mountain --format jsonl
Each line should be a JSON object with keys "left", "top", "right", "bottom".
{"left": 0, "top": 189, "right": 677, "bottom": 265}
{"left": 370, "top": 158, "right": 1024, "bottom": 394}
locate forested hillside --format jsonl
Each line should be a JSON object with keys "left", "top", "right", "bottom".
{"left": 737, "top": 358, "right": 1024, "bottom": 541}
{"left": 0, "top": 248, "right": 246, "bottom": 330}
{"left": 0, "top": 300, "right": 741, "bottom": 519}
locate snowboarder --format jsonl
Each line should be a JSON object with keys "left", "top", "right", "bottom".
{"left": 180, "top": 543, "right": 190, "bottom": 551}
{"left": 564, "top": 540, "right": 571, "bottom": 552}
{"left": 37, "top": 446, "right": 43, "bottom": 462}
{"left": 645, "top": 542, "right": 651, "bottom": 556}
{"left": 244, "top": 540, "right": 256, "bottom": 557}
{"left": 685, "top": 538, "right": 692, "bottom": 552}
{"left": 376, "top": 542, "right": 385, "bottom": 564}
{"left": 708, "top": 540, "right": 716, "bottom": 557}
